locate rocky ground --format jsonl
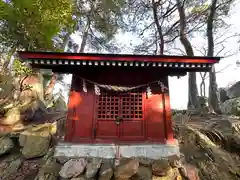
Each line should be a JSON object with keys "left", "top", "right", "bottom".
{"left": 0, "top": 121, "right": 184, "bottom": 180}
{"left": 0, "top": 112, "right": 239, "bottom": 180}
{"left": 173, "top": 112, "right": 240, "bottom": 180}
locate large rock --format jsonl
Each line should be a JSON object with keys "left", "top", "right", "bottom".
{"left": 59, "top": 158, "right": 87, "bottom": 179}
{"left": 227, "top": 81, "right": 240, "bottom": 98}
{"left": 99, "top": 167, "right": 113, "bottom": 180}
{"left": 85, "top": 158, "right": 102, "bottom": 178}
{"left": 218, "top": 88, "right": 229, "bottom": 103}
{"left": 99, "top": 160, "right": 114, "bottom": 180}
{"left": 34, "top": 148, "right": 56, "bottom": 180}
{"left": 0, "top": 155, "right": 23, "bottom": 179}
{"left": 115, "top": 159, "right": 139, "bottom": 179}
{"left": 220, "top": 97, "right": 240, "bottom": 116}
{"left": 19, "top": 74, "right": 44, "bottom": 103}
{"left": 0, "top": 77, "right": 14, "bottom": 99}
{"left": 168, "top": 154, "right": 182, "bottom": 168}
{"left": 53, "top": 94, "right": 67, "bottom": 112}
{"left": 131, "top": 166, "right": 152, "bottom": 180}
{"left": 232, "top": 121, "right": 240, "bottom": 134}
{"left": 152, "top": 159, "right": 172, "bottom": 177}
{"left": 56, "top": 156, "right": 69, "bottom": 164}
{"left": 152, "top": 168, "right": 179, "bottom": 179}
{"left": 23, "top": 99, "right": 46, "bottom": 122}
{"left": 1, "top": 107, "right": 21, "bottom": 125}
{"left": 179, "top": 164, "right": 200, "bottom": 180}
{"left": 71, "top": 177, "right": 87, "bottom": 180}
{"left": 0, "top": 136, "right": 14, "bottom": 155}
{"left": 137, "top": 157, "right": 153, "bottom": 167}
{"left": 35, "top": 157, "right": 61, "bottom": 180}
{"left": 19, "top": 125, "right": 52, "bottom": 158}
{"left": 226, "top": 134, "right": 240, "bottom": 152}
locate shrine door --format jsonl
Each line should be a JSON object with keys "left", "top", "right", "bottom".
{"left": 95, "top": 89, "right": 145, "bottom": 142}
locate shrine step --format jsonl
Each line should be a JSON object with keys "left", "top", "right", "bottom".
{"left": 54, "top": 143, "right": 179, "bottom": 159}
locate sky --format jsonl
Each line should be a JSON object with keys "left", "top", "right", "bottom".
{"left": 53, "top": 1, "right": 240, "bottom": 110}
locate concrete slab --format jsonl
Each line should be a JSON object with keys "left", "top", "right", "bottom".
{"left": 54, "top": 143, "right": 179, "bottom": 159}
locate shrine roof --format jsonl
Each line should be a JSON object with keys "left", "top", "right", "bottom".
{"left": 18, "top": 51, "right": 220, "bottom": 71}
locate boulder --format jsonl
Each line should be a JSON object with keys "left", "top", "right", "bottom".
{"left": 56, "top": 156, "right": 69, "bottom": 164}
{"left": 99, "top": 168, "right": 113, "bottom": 180}
{"left": 218, "top": 88, "right": 229, "bottom": 103}
{"left": 231, "top": 121, "right": 240, "bottom": 134}
{"left": 131, "top": 166, "right": 152, "bottom": 180}
{"left": 0, "top": 124, "right": 12, "bottom": 133}
{"left": 220, "top": 97, "right": 240, "bottom": 116}
{"left": 152, "top": 159, "right": 172, "bottom": 177}
{"left": 168, "top": 154, "right": 182, "bottom": 168}
{"left": 23, "top": 99, "right": 46, "bottom": 122}
{"left": 56, "top": 116, "right": 66, "bottom": 138}
{"left": 115, "top": 159, "right": 139, "bottom": 179}
{"left": 227, "top": 81, "right": 240, "bottom": 98}
{"left": 19, "top": 125, "right": 52, "bottom": 158}
{"left": 1, "top": 107, "right": 21, "bottom": 125}
{"left": 0, "top": 136, "right": 14, "bottom": 155}
{"left": 12, "top": 123, "right": 25, "bottom": 131}
{"left": 99, "top": 160, "right": 114, "bottom": 180}
{"left": 59, "top": 158, "right": 87, "bottom": 179}
{"left": 0, "top": 155, "right": 23, "bottom": 179}
{"left": 35, "top": 157, "right": 61, "bottom": 180}
{"left": 179, "top": 164, "right": 200, "bottom": 180}
{"left": 226, "top": 134, "right": 240, "bottom": 152}
{"left": 19, "top": 74, "right": 44, "bottom": 103}
{"left": 137, "top": 157, "right": 153, "bottom": 167}
{"left": 71, "top": 177, "right": 87, "bottom": 180}
{"left": 85, "top": 158, "right": 102, "bottom": 178}
{"left": 34, "top": 148, "right": 56, "bottom": 180}
{"left": 0, "top": 78, "right": 14, "bottom": 99}
{"left": 53, "top": 94, "right": 67, "bottom": 112}
{"left": 232, "top": 135, "right": 240, "bottom": 149}
{"left": 152, "top": 168, "right": 179, "bottom": 179}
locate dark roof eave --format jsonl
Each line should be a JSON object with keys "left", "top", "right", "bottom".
{"left": 17, "top": 51, "right": 221, "bottom": 63}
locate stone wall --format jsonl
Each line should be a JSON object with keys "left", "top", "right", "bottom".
{"left": 35, "top": 154, "right": 184, "bottom": 180}
{"left": 0, "top": 122, "right": 185, "bottom": 180}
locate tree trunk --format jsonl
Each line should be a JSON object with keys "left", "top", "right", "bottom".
{"left": 63, "top": 32, "right": 71, "bottom": 52}
{"left": 152, "top": 0, "right": 164, "bottom": 55}
{"left": 207, "top": 0, "right": 221, "bottom": 113}
{"left": 78, "top": 19, "right": 90, "bottom": 53}
{"left": 176, "top": 0, "right": 200, "bottom": 109}
{"left": 7, "top": 46, "right": 17, "bottom": 72}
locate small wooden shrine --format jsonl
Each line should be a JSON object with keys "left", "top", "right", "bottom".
{"left": 18, "top": 52, "right": 220, "bottom": 148}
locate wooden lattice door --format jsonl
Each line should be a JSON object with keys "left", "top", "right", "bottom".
{"left": 95, "top": 89, "right": 145, "bottom": 142}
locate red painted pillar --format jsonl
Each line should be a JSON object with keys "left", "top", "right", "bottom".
{"left": 162, "top": 78, "right": 178, "bottom": 145}
{"left": 145, "top": 93, "right": 166, "bottom": 143}
{"left": 64, "top": 75, "right": 81, "bottom": 142}
{"left": 64, "top": 88, "right": 74, "bottom": 142}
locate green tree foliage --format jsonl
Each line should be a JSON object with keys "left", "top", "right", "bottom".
{"left": 0, "top": 0, "right": 74, "bottom": 51}
{"left": 13, "top": 59, "right": 32, "bottom": 76}
{"left": 73, "top": 0, "right": 127, "bottom": 52}
{"left": 0, "top": 0, "right": 75, "bottom": 108}
{"left": 123, "top": 0, "right": 208, "bottom": 55}
{"left": 13, "top": 59, "right": 33, "bottom": 92}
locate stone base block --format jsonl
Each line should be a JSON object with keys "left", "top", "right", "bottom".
{"left": 54, "top": 142, "right": 179, "bottom": 159}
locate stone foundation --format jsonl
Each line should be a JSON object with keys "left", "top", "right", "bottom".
{"left": 54, "top": 143, "right": 180, "bottom": 159}
{"left": 50, "top": 155, "right": 185, "bottom": 180}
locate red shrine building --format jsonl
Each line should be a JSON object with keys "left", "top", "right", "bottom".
{"left": 18, "top": 51, "right": 220, "bottom": 159}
